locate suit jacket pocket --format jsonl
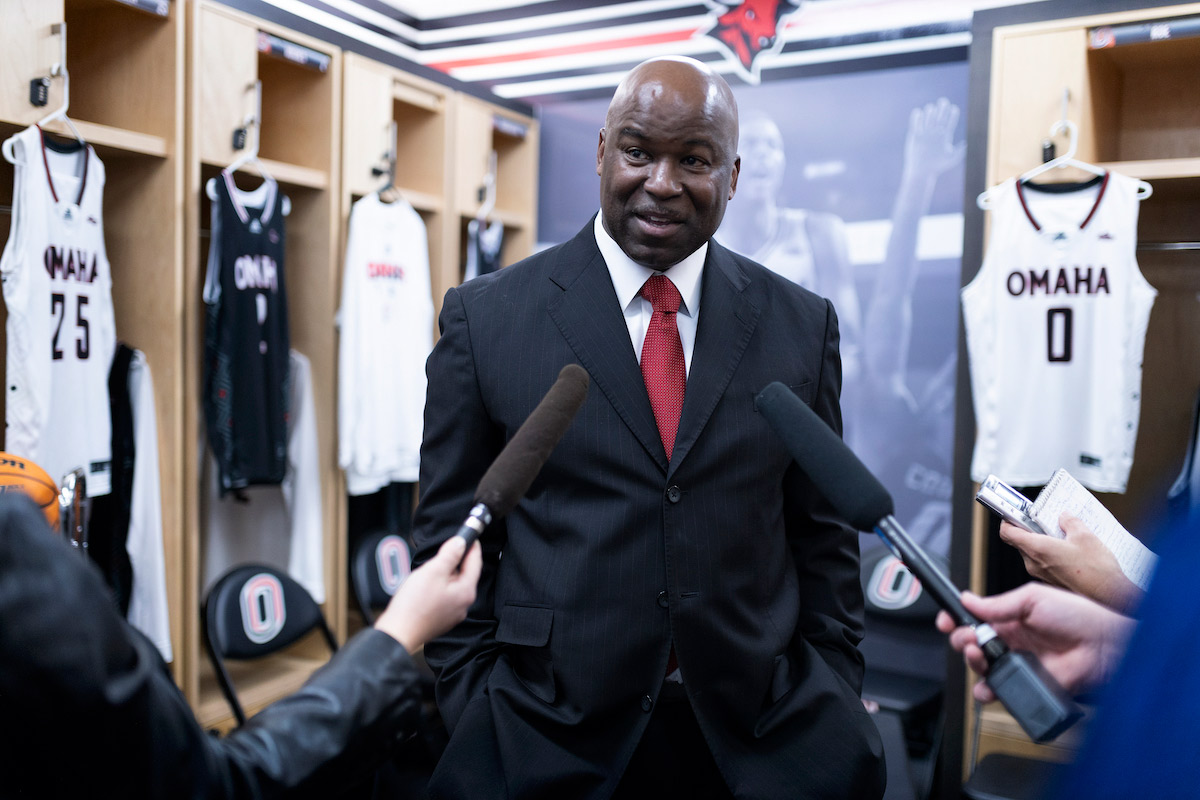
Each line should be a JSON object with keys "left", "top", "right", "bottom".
{"left": 768, "top": 652, "right": 795, "bottom": 705}
{"left": 789, "top": 380, "right": 815, "bottom": 406}
{"left": 495, "top": 604, "right": 555, "bottom": 704}
{"left": 753, "top": 380, "right": 815, "bottom": 410}
{"left": 755, "top": 642, "right": 870, "bottom": 740}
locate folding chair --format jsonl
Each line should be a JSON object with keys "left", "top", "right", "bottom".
{"left": 349, "top": 530, "right": 412, "bottom": 625}
{"left": 202, "top": 564, "right": 337, "bottom": 726}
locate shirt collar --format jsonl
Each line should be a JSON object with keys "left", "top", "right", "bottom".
{"left": 594, "top": 212, "right": 705, "bottom": 318}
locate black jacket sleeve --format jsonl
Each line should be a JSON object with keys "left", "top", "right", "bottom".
{"left": 0, "top": 495, "right": 421, "bottom": 799}
{"left": 410, "top": 286, "right": 507, "bottom": 730}
{"left": 782, "top": 298, "right": 867, "bottom": 692}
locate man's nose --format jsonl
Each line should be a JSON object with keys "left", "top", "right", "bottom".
{"left": 644, "top": 160, "right": 682, "bottom": 196}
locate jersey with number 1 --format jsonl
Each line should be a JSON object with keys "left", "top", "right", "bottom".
{"left": 203, "top": 172, "right": 290, "bottom": 492}
{"left": 962, "top": 171, "right": 1155, "bottom": 492}
{"left": 1, "top": 125, "right": 115, "bottom": 494}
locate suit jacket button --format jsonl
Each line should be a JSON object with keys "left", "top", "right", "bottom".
{"left": 641, "top": 695, "right": 654, "bottom": 712}
{"left": 666, "top": 485, "right": 682, "bottom": 503}
{"left": 657, "top": 590, "right": 668, "bottom": 608}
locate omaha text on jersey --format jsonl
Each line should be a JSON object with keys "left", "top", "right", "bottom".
{"left": 1006, "top": 266, "right": 1110, "bottom": 297}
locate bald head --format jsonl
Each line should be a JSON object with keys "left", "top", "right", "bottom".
{"left": 597, "top": 57, "right": 741, "bottom": 269}
{"left": 607, "top": 57, "right": 739, "bottom": 139}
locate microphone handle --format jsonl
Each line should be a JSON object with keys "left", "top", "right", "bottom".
{"left": 876, "top": 515, "right": 976, "bottom": 627}
{"left": 877, "top": 516, "right": 1007, "bottom": 657}
{"left": 876, "top": 515, "right": 1083, "bottom": 742}
{"left": 454, "top": 502, "right": 493, "bottom": 550}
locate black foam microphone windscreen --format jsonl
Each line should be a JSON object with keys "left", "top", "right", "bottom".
{"left": 756, "top": 383, "right": 1084, "bottom": 742}
{"left": 474, "top": 363, "right": 590, "bottom": 518}
{"left": 755, "top": 381, "right": 893, "bottom": 531}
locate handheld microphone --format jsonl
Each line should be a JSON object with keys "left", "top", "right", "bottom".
{"left": 755, "top": 381, "right": 1083, "bottom": 743}
{"left": 454, "top": 363, "right": 590, "bottom": 550}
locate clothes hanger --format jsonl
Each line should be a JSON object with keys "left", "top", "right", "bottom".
{"left": 374, "top": 120, "right": 400, "bottom": 204}
{"left": 205, "top": 81, "right": 289, "bottom": 215}
{"left": 1017, "top": 119, "right": 1106, "bottom": 183}
{"left": 3, "top": 22, "right": 86, "bottom": 165}
{"left": 475, "top": 150, "right": 497, "bottom": 224}
{"left": 207, "top": 80, "right": 270, "bottom": 198}
{"left": 977, "top": 93, "right": 1152, "bottom": 209}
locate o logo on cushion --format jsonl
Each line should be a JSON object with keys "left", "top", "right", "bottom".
{"left": 867, "top": 555, "right": 923, "bottom": 611}
{"left": 240, "top": 573, "right": 286, "bottom": 644}
{"left": 375, "top": 535, "right": 411, "bottom": 596}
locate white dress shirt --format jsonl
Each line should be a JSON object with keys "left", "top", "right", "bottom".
{"left": 593, "top": 213, "right": 705, "bottom": 374}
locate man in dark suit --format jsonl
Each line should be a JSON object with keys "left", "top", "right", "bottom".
{"left": 411, "top": 56, "right": 885, "bottom": 799}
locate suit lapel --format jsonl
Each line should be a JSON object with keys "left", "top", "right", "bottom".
{"left": 668, "top": 243, "right": 761, "bottom": 478}
{"left": 547, "top": 224, "right": 668, "bottom": 471}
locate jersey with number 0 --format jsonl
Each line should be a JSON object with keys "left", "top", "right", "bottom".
{"left": 962, "top": 171, "right": 1156, "bottom": 492}
{"left": 1, "top": 125, "right": 115, "bottom": 494}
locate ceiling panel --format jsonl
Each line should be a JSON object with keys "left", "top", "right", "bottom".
{"left": 242, "top": 0, "right": 1048, "bottom": 102}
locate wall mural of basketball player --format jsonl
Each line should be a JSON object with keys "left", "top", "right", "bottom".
{"left": 858, "top": 99, "right": 964, "bottom": 558}
{"left": 715, "top": 111, "right": 863, "bottom": 391}
{"left": 715, "top": 99, "right": 964, "bottom": 557}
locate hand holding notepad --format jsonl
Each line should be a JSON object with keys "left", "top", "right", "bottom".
{"left": 1029, "top": 469, "right": 1158, "bottom": 591}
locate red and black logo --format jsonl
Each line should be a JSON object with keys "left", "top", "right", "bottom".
{"left": 700, "top": 0, "right": 800, "bottom": 84}
{"left": 240, "top": 573, "right": 286, "bottom": 644}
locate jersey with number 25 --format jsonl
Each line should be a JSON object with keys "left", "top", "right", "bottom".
{"left": 1, "top": 125, "right": 115, "bottom": 495}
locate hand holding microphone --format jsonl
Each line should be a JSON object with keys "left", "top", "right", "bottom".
{"left": 454, "top": 363, "right": 590, "bottom": 552}
{"left": 937, "top": 582, "right": 1136, "bottom": 704}
{"left": 375, "top": 535, "right": 483, "bottom": 654}
{"left": 755, "top": 381, "right": 1083, "bottom": 743}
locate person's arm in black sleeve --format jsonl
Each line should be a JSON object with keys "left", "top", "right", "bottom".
{"left": 410, "top": 285, "right": 507, "bottom": 731}
{"left": 0, "top": 494, "right": 478, "bottom": 799}
{"left": 211, "top": 629, "right": 424, "bottom": 798}
{"left": 212, "top": 533, "right": 482, "bottom": 798}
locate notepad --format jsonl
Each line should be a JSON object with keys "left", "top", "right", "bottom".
{"left": 1029, "top": 468, "right": 1157, "bottom": 590}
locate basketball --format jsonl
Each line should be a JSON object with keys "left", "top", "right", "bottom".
{"left": 0, "top": 452, "right": 60, "bottom": 529}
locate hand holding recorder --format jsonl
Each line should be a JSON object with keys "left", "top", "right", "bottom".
{"left": 976, "top": 474, "right": 1143, "bottom": 613}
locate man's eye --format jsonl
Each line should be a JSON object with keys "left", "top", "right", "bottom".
{"left": 626, "top": 148, "right": 648, "bottom": 160}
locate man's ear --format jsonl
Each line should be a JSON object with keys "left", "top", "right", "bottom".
{"left": 728, "top": 155, "right": 741, "bottom": 200}
{"left": 596, "top": 128, "right": 606, "bottom": 177}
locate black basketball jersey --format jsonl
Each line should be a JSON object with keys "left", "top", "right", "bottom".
{"left": 464, "top": 218, "right": 503, "bottom": 280}
{"left": 203, "top": 172, "right": 290, "bottom": 492}
{"left": 90, "top": 342, "right": 136, "bottom": 614}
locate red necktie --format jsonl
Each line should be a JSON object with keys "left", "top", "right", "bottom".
{"left": 642, "top": 276, "right": 685, "bottom": 679}
{"left": 640, "top": 275, "right": 686, "bottom": 461}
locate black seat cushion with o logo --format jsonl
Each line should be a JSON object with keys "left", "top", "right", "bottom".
{"left": 859, "top": 546, "right": 947, "bottom": 624}
{"left": 204, "top": 564, "right": 329, "bottom": 660}
{"left": 350, "top": 530, "right": 412, "bottom": 625}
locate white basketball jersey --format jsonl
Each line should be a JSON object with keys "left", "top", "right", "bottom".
{"left": 962, "top": 171, "right": 1156, "bottom": 492}
{"left": 125, "top": 349, "right": 172, "bottom": 661}
{"left": 337, "top": 193, "right": 433, "bottom": 495}
{"left": 1, "top": 126, "right": 115, "bottom": 494}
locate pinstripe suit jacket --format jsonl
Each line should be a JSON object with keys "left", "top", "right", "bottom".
{"left": 411, "top": 221, "right": 885, "bottom": 799}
